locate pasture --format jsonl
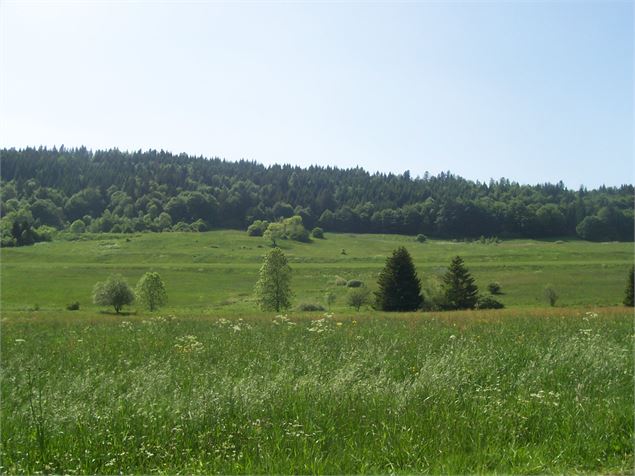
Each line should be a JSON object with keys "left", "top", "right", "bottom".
{"left": 0, "top": 231, "right": 633, "bottom": 312}
{"left": 1, "top": 232, "right": 633, "bottom": 474}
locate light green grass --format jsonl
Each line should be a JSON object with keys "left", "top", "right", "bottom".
{"left": 1, "top": 308, "right": 632, "bottom": 474}
{"left": 1, "top": 231, "right": 633, "bottom": 312}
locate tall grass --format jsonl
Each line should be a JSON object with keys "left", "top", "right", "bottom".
{"left": 1, "top": 308, "right": 632, "bottom": 474}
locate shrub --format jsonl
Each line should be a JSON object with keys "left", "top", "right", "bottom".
{"left": 93, "top": 274, "right": 135, "bottom": 314}
{"left": 297, "top": 302, "right": 326, "bottom": 312}
{"left": 69, "top": 219, "right": 86, "bottom": 234}
{"left": 487, "top": 282, "right": 502, "bottom": 295}
{"left": 477, "top": 296, "right": 504, "bottom": 309}
{"left": 66, "top": 301, "right": 80, "bottom": 311}
{"left": 324, "top": 291, "right": 336, "bottom": 311}
{"left": 416, "top": 234, "right": 427, "bottom": 243}
{"left": 347, "top": 287, "right": 371, "bottom": 311}
{"left": 544, "top": 285, "right": 558, "bottom": 307}
{"left": 334, "top": 276, "right": 347, "bottom": 286}
{"left": 311, "top": 227, "right": 325, "bottom": 239}
{"left": 346, "top": 279, "right": 364, "bottom": 288}
{"left": 247, "top": 220, "right": 269, "bottom": 237}
{"left": 624, "top": 265, "right": 634, "bottom": 307}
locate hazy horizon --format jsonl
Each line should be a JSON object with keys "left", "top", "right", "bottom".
{"left": 1, "top": 1, "right": 632, "bottom": 189}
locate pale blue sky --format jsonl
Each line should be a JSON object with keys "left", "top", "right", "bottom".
{"left": 1, "top": 1, "right": 632, "bottom": 188}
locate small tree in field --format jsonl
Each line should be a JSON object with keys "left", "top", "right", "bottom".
{"left": 375, "top": 247, "right": 423, "bottom": 311}
{"left": 136, "top": 272, "right": 167, "bottom": 311}
{"left": 544, "top": 285, "right": 558, "bottom": 307}
{"left": 347, "top": 287, "right": 371, "bottom": 311}
{"left": 93, "top": 274, "right": 135, "bottom": 314}
{"left": 624, "top": 265, "right": 634, "bottom": 307}
{"left": 442, "top": 256, "right": 478, "bottom": 310}
{"left": 255, "top": 248, "right": 292, "bottom": 311}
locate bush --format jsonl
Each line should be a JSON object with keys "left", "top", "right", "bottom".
{"left": 69, "top": 219, "right": 86, "bottom": 234}
{"left": 297, "top": 302, "right": 326, "bottom": 312}
{"left": 324, "top": 291, "right": 336, "bottom": 311}
{"left": 624, "top": 265, "right": 634, "bottom": 307}
{"left": 487, "top": 282, "right": 502, "bottom": 295}
{"left": 347, "top": 287, "right": 371, "bottom": 311}
{"left": 346, "top": 279, "right": 364, "bottom": 288}
{"left": 477, "top": 296, "right": 504, "bottom": 309}
{"left": 416, "top": 234, "right": 427, "bottom": 243}
{"left": 544, "top": 285, "right": 558, "bottom": 307}
{"left": 66, "top": 301, "right": 80, "bottom": 311}
{"left": 334, "top": 276, "right": 347, "bottom": 286}
{"left": 311, "top": 227, "right": 324, "bottom": 239}
{"left": 247, "top": 220, "right": 269, "bottom": 237}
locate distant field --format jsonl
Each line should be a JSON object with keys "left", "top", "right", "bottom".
{"left": 2, "top": 308, "right": 632, "bottom": 474}
{"left": 1, "top": 231, "right": 633, "bottom": 312}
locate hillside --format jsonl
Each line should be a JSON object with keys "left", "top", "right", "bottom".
{"left": 1, "top": 147, "right": 633, "bottom": 246}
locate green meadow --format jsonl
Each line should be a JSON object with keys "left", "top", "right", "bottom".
{"left": 1, "top": 230, "right": 633, "bottom": 312}
{"left": 1, "top": 231, "right": 633, "bottom": 474}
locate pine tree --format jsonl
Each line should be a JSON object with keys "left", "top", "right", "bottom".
{"left": 624, "top": 265, "right": 634, "bottom": 307}
{"left": 255, "top": 248, "right": 292, "bottom": 312}
{"left": 442, "top": 256, "right": 479, "bottom": 310}
{"left": 375, "top": 247, "right": 423, "bottom": 311}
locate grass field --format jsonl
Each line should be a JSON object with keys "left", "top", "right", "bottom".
{"left": 1, "top": 230, "right": 633, "bottom": 312}
{"left": 1, "top": 308, "right": 633, "bottom": 474}
{"left": 1, "top": 231, "right": 633, "bottom": 474}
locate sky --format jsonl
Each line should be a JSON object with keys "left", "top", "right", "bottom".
{"left": 1, "top": 1, "right": 632, "bottom": 189}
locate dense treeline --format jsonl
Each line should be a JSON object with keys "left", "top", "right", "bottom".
{"left": 1, "top": 146, "right": 633, "bottom": 246}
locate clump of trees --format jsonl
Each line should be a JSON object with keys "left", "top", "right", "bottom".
{"left": 375, "top": 247, "right": 423, "bottom": 311}
{"left": 258, "top": 216, "right": 310, "bottom": 246}
{"left": 254, "top": 248, "right": 293, "bottom": 311}
{"left": 93, "top": 272, "right": 167, "bottom": 313}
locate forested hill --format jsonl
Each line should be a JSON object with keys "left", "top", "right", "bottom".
{"left": 1, "top": 146, "right": 633, "bottom": 244}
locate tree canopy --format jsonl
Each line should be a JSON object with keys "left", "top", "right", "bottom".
{"left": 254, "top": 248, "right": 293, "bottom": 312}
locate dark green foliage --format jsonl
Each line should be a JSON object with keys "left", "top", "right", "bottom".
{"left": 346, "top": 279, "right": 364, "bottom": 288}
{"left": 296, "top": 302, "right": 326, "bottom": 312}
{"left": 375, "top": 247, "right": 423, "bottom": 311}
{"left": 66, "top": 301, "right": 80, "bottom": 311}
{"left": 487, "top": 282, "right": 502, "bottom": 295}
{"left": 544, "top": 285, "right": 558, "bottom": 307}
{"left": 477, "top": 295, "right": 504, "bottom": 309}
{"left": 416, "top": 234, "right": 427, "bottom": 243}
{"left": 624, "top": 266, "right": 634, "bottom": 307}
{"left": 311, "top": 227, "right": 324, "bottom": 239}
{"left": 442, "top": 256, "right": 478, "bottom": 310}
{"left": 0, "top": 147, "right": 632, "bottom": 243}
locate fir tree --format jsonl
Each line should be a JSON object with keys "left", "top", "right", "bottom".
{"left": 255, "top": 248, "right": 292, "bottom": 312}
{"left": 624, "top": 265, "right": 634, "bottom": 307}
{"left": 375, "top": 247, "right": 423, "bottom": 311}
{"left": 442, "top": 256, "right": 479, "bottom": 310}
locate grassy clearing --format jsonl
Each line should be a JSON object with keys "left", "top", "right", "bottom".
{"left": 1, "top": 231, "right": 633, "bottom": 312}
{"left": 1, "top": 307, "right": 632, "bottom": 474}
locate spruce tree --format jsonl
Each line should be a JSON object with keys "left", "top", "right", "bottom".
{"left": 375, "top": 247, "right": 423, "bottom": 311}
{"left": 624, "top": 265, "right": 634, "bottom": 307}
{"left": 442, "top": 256, "right": 478, "bottom": 310}
{"left": 255, "top": 248, "right": 292, "bottom": 312}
